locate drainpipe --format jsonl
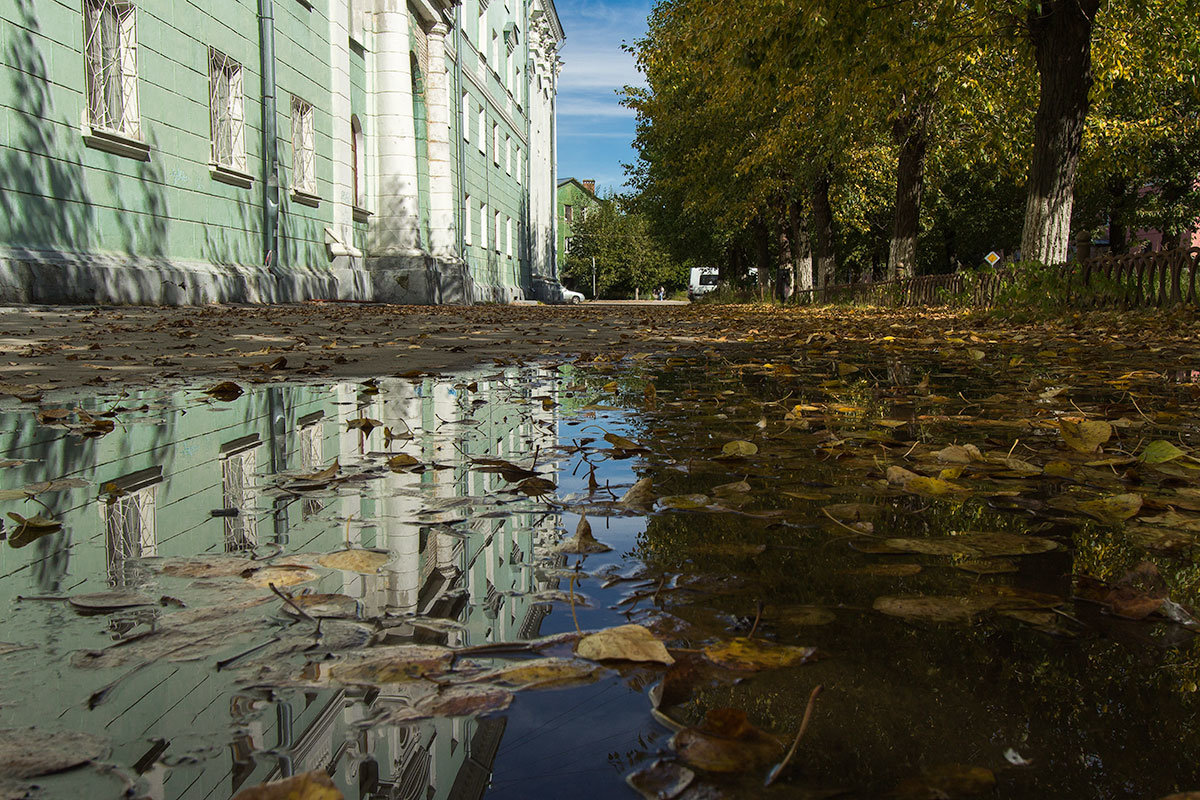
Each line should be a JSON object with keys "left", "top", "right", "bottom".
{"left": 454, "top": 5, "right": 466, "bottom": 261}
{"left": 259, "top": 0, "right": 280, "bottom": 268}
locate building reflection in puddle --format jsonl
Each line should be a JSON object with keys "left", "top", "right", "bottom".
{"left": 0, "top": 368, "right": 568, "bottom": 800}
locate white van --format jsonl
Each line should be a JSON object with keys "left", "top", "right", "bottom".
{"left": 688, "top": 267, "right": 720, "bottom": 300}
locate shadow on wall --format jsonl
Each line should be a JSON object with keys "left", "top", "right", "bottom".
{"left": 1, "top": 0, "right": 170, "bottom": 302}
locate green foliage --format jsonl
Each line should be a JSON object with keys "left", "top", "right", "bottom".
{"left": 559, "top": 197, "right": 685, "bottom": 299}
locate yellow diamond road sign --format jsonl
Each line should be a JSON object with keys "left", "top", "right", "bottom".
{"left": 985, "top": 251, "right": 1001, "bottom": 267}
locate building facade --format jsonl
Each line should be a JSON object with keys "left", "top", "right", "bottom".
{"left": 0, "top": 0, "right": 563, "bottom": 305}
{"left": 555, "top": 176, "right": 597, "bottom": 275}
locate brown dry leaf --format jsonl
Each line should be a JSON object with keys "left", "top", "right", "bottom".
{"left": 671, "top": 708, "right": 784, "bottom": 773}
{"left": 884, "top": 532, "right": 1056, "bottom": 558}
{"left": 576, "top": 624, "right": 674, "bottom": 665}
{"left": 245, "top": 565, "right": 320, "bottom": 588}
{"left": 204, "top": 381, "right": 244, "bottom": 402}
{"left": 378, "top": 684, "right": 513, "bottom": 724}
{"left": 517, "top": 476, "right": 557, "bottom": 496}
{"left": 0, "top": 729, "right": 109, "bottom": 779}
{"left": 231, "top": 770, "right": 343, "bottom": 800}
{"left": 68, "top": 591, "right": 156, "bottom": 612}
{"left": 558, "top": 515, "right": 612, "bottom": 554}
{"left": 703, "top": 638, "right": 817, "bottom": 671}
{"left": 933, "top": 444, "right": 983, "bottom": 464}
{"left": 327, "top": 645, "right": 454, "bottom": 684}
{"left": 659, "top": 494, "right": 710, "bottom": 510}
{"left": 346, "top": 417, "right": 382, "bottom": 435}
{"left": 774, "top": 605, "right": 838, "bottom": 625}
{"left": 874, "top": 595, "right": 998, "bottom": 623}
{"left": 387, "top": 453, "right": 421, "bottom": 471}
{"left": 472, "top": 657, "right": 604, "bottom": 690}
{"left": 284, "top": 593, "right": 359, "bottom": 619}
{"left": 605, "top": 432, "right": 648, "bottom": 452}
{"left": 894, "top": 764, "right": 996, "bottom": 799}
{"left": 318, "top": 549, "right": 392, "bottom": 573}
{"left": 619, "top": 477, "right": 656, "bottom": 509}
{"left": 1058, "top": 418, "right": 1112, "bottom": 454}
{"left": 7, "top": 513, "right": 63, "bottom": 548}
{"left": 626, "top": 760, "right": 696, "bottom": 800}
{"left": 1077, "top": 493, "right": 1143, "bottom": 524}
{"left": 161, "top": 555, "right": 254, "bottom": 578}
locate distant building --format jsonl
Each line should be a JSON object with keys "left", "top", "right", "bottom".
{"left": 556, "top": 177, "right": 598, "bottom": 274}
{"left": 0, "top": 0, "right": 564, "bottom": 305}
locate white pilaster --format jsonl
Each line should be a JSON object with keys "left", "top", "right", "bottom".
{"left": 329, "top": 0, "right": 355, "bottom": 240}
{"left": 371, "top": 1, "right": 422, "bottom": 255}
{"left": 426, "top": 22, "right": 457, "bottom": 257}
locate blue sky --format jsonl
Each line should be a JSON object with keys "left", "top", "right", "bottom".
{"left": 555, "top": 0, "right": 650, "bottom": 196}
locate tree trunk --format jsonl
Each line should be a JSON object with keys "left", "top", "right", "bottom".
{"left": 777, "top": 212, "right": 794, "bottom": 300}
{"left": 790, "top": 199, "right": 813, "bottom": 293}
{"left": 1020, "top": 0, "right": 1100, "bottom": 265}
{"left": 753, "top": 217, "right": 772, "bottom": 299}
{"left": 887, "top": 102, "right": 931, "bottom": 281}
{"left": 811, "top": 172, "right": 837, "bottom": 297}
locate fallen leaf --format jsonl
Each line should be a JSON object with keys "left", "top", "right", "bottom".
{"left": 626, "top": 760, "right": 696, "bottom": 800}
{"left": 557, "top": 515, "right": 611, "bottom": 554}
{"left": 576, "top": 625, "right": 674, "bottom": 665}
{"left": 1141, "top": 440, "right": 1187, "bottom": 464}
{"left": 387, "top": 453, "right": 421, "bottom": 471}
{"left": 284, "top": 593, "right": 360, "bottom": 619}
{"left": 659, "top": 494, "right": 710, "bottom": 510}
{"left": 703, "top": 638, "right": 817, "bottom": 671}
{"left": 318, "top": 549, "right": 392, "bottom": 573}
{"left": 204, "top": 381, "right": 244, "bottom": 402}
{"left": 671, "top": 708, "right": 784, "bottom": 773}
{"left": 1077, "top": 493, "right": 1143, "bottom": 524}
{"left": 874, "top": 595, "right": 997, "bottom": 623}
{"left": 245, "top": 566, "right": 320, "bottom": 588}
{"left": 68, "top": 591, "right": 156, "bottom": 612}
{"left": 471, "top": 657, "right": 604, "bottom": 690}
{"left": 619, "top": 477, "right": 656, "bottom": 509}
{"left": 720, "top": 440, "right": 758, "bottom": 458}
{"left": 327, "top": 645, "right": 454, "bottom": 684}
{"left": 0, "top": 729, "right": 109, "bottom": 779}
{"left": 1058, "top": 419, "right": 1112, "bottom": 454}
{"left": 231, "top": 770, "right": 343, "bottom": 800}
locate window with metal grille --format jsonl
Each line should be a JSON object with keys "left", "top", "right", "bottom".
{"left": 100, "top": 467, "right": 161, "bottom": 587}
{"left": 221, "top": 437, "right": 260, "bottom": 553}
{"left": 83, "top": 0, "right": 140, "bottom": 137}
{"left": 291, "top": 96, "right": 316, "bottom": 195}
{"left": 209, "top": 48, "right": 246, "bottom": 172}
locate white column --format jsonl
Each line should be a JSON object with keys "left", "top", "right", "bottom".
{"left": 426, "top": 23, "right": 457, "bottom": 258}
{"left": 329, "top": 0, "right": 354, "bottom": 239}
{"left": 371, "top": 1, "right": 421, "bottom": 255}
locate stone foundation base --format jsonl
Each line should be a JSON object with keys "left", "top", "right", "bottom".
{"left": 0, "top": 247, "right": 526, "bottom": 307}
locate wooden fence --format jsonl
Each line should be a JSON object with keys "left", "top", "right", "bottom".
{"left": 791, "top": 247, "right": 1200, "bottom": 309}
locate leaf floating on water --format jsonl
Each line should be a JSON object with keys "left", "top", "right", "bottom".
{"left": 0, "top": 728, "right": 109, "bottom": 779}
{"left": 1141, "top": 440, "right": 1187, "bottom": 465}
{"left": 1076, "top": 493, "right": 1143, "bottom": 524}
{"left": 720, "top": 440, "right": 758, "bottom": 458}
{"left": 283, "top": 593, "right": 359, "bottom": 619}
{"left": 318, "top": 549, "right": 391, "bottom": 574}
{"left": 626, "top": 760, "right": 696, "bottom": 800}
{"left": 161, "top": 555, "right": 254, "bottom": 578}
{"left": 557, "top": 516, "right": 611, "bottom": 554}
{"left": 605, "top": 432, "right": 648, "bottom": 453}
{"left": 517, "top": 476, "right": 557, "bottom": 497}
{"left": 619, "top": 477, "right": 656, "bottom": 509}
{"left": 7, "top": 513, "right": 62, "bottom": 548}
{"left": 204, "top": 381, "right": 244, "bottom": 402}
{"left": 893, "top": 763, "right": 996, "bottom": 799}
{"left": 1058, "top": 418, "right": 1112, "bottom": 455}
{"left": 703, "top": 638, "right": 817, "bottom": 672}
{"left": 844, "top": 564, "right": 923, "bottom": 578}
{"left": 387, "top": 453, "right": 421, "bottom": 472}
{"left": 471, "top": 657, "right": 604, "bottom": 690}
{"left": 575, "top": 624, "right": 674, "bottom": 665}
{"left": 883, "top": 532, "right": 1057, "bottom": 558}
{"left": 68, "top": 591, "right": 156, "bottom": 612}
{"left": 955, "top": 559, "right": 1019, "bottom": 575}
{"left": 873, "top": 595, "right": 997, "bottom": 623}
{"left": 346, "top": 417, "right": 382, "bottom": 435}
{"left": 659, "top": 494, "right": 710, "bottom": 511}
{"left": 231, "top": 770, "right": 343, "bottom": 800}
{"left": 326, "top": 645, "right": 454, "bottom": 684}
{"left": 378, "top": 684, "right": 513, "bottom": 724}
{"left": 712, "top": 480, "right": 751, "bottom": 496}
{"left": 773, "top": 606, "right": 838, "bottom": 626}
{"left": 671, "top": 708, "right": 785, "bottom": 773}
{"left": 245, "top": 566, "right": 320, "bottom": 588}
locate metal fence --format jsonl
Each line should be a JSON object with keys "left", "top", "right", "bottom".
{"left": 792, "top": 247, "right": 1200, "bottom": 309}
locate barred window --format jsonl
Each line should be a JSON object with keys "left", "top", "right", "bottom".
{"left": 209, "top": 48, "right": 246, "bottom": 172}
{"left": 291, "top": 96, "right": 316, "bottom": 195}
{"left": 84, "top": 0, "right": 140, "bottom": 137}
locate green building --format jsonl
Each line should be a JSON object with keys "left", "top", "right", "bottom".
{"left": 555, "top": 176, "right": 598, "bottom": 275}
{"left": 0, "top": 0, "right": 564, "bottom": 305}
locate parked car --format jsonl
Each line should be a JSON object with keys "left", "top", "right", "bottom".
{"left": 531, "top": 276, "right": 585, "bottom": 304}
{"left": 688, "top": 267, "right": 720, "bottom": 300}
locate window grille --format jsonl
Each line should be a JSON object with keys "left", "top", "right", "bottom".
{"left": 291, "top": 96, "right": 316, "bottom": 195}
{"left": 209, "top": 48, "right": 246, "bottom": 172}
{"left": 102, "top": 476, "right": 158, "bottom": 587}
{"left": 221, "top": 444, "right": 259, "bottom": 552}
{"left": 83, "top": 0, "right": 140, "bottom": 137}
{"left": 298, "top": 421, "right": 325, "bottom": 520}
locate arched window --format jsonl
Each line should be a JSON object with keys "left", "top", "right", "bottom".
{"left": 351, "top": 115, "right": 364, "bottom": 208}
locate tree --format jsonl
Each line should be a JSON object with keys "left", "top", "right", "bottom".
{"left": 560, "top": 197, "right": 683, "bottom": 298}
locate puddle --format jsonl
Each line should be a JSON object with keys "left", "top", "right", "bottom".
{"left": 0, "top": 352, "right": 1199, "bottom": 799}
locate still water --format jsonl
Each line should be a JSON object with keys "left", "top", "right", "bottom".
{"left": 0, "top": 354, "right": 1198, "bottom": 799}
